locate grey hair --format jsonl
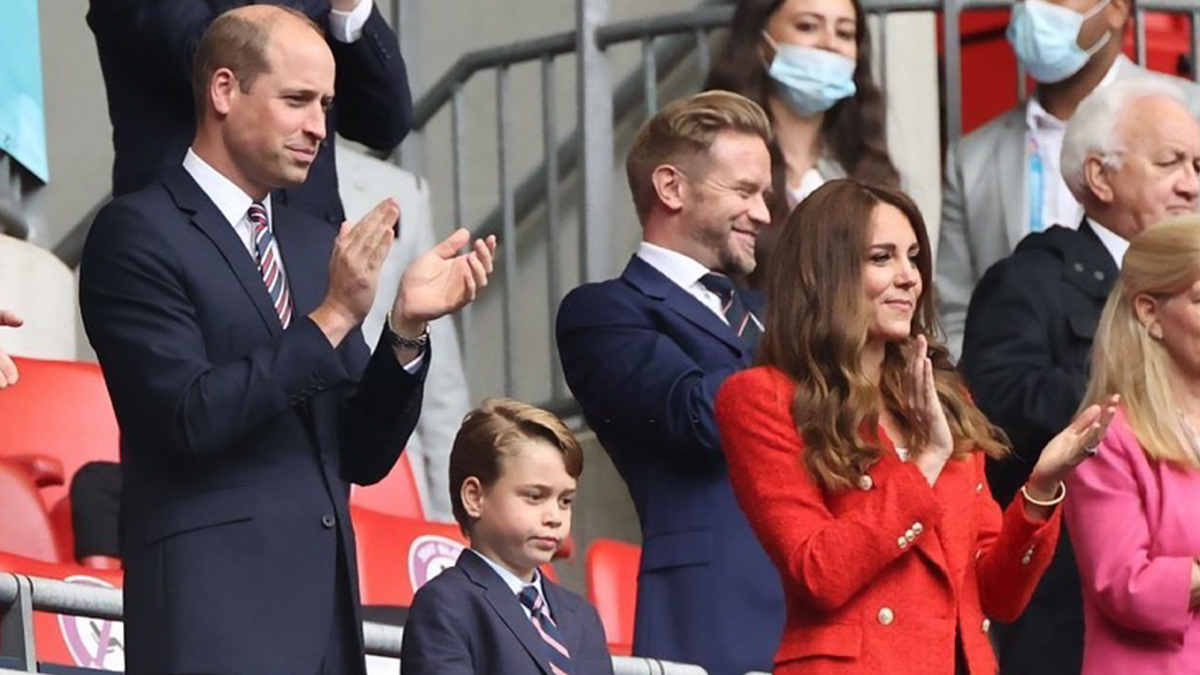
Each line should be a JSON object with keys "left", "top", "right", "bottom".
{"left": 1061, "top": 78, "right": 1189, "bottom": 202}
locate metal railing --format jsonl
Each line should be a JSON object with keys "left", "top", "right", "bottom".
{"left": 0, "top": 572, "right": 711, "bottom": 674}
{"left": 402, "top": 0, "right": 1200, "bottom": 414}
{"left": 41, "top": 0, "right": 1200, "bottom": 410}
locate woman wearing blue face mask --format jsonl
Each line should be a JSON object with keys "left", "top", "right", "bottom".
{"left": 705, "top": 0, "right": 899, "bottom": 289}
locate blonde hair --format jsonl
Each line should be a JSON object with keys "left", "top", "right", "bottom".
{"left": 1083, "top": 216, "right": 1200, "bottom": 468}
{"left": 625, "top": 90, "right": 771, "bottom": 222}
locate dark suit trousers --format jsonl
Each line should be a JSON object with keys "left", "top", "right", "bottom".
{"left": 320, "top": 534, "right": 361, "bottom": 675}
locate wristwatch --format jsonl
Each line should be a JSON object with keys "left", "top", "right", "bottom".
{"left": 386, "top": 314, "right": 430, "bottom": 352}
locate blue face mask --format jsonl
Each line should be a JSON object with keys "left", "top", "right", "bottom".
{"left": 763, "top": 33, "right": 857, "bottom": 115}
{"left": 1006, "top": 0, "right": 1113, "bottom": 83}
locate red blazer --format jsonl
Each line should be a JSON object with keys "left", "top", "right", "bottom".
{"left": 715, "top": 367, "right": 1060, "bottom": 675}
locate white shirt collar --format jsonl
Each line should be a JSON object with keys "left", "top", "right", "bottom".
{"left": 183, "top": 148, "right": 271, "bottom": 226}
{"left": 1026, "top": 54, "right": 1127, "bottom": 132}
{"left": 635, "top": 241, "right": 712, "bottom": 291}
{"left": 1087, "top": 217, "right": 1129, "bottom": 269}
{"left": 468, "top": 548, "right": 548, "bottom": 605}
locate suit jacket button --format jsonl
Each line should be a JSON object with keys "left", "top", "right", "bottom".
{"left": 858, "top": 474, "right": 873, "bottom": 490}
{"left": 982, "top": 618, "right": 991, "bottom": 633}
{"left": 878, "top": 607, "right": 895, "bottom": 625}
{"left": 897, "top": 536, "right": 908, "bottom": 549}
{"left": 321, "top": 513, "right": 336, "bottom": 529}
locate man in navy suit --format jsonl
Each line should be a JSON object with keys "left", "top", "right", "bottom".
{"left": 88, "top": 0, "right": 413, "bottom": 226}
{"left": 79, "top": 7, "right": 494, "bottom": 674}
{"left": 556, "top": 90, "right": 784, "bottom": 675}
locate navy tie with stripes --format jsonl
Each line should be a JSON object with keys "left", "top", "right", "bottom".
{"left": 700, "top": 272, "right": 761, "bottom": 348}
{"left": 518, "top": 585, "right": 573, "bottom": 675}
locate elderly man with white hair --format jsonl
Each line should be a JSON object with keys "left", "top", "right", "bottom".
{"left": 958, "top": 77, "right": 1200, "bottom": 675}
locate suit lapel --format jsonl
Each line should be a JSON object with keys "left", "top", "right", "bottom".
{"left": 621, "top": 255, "right": 750, "bottom": 359}
{"left": 162, "top": 168, "right": 281, "bottom": 337}
{"left": 997, "top": 111, "right": 1029, "bottom": 251}
{"left": 459, "top": 552, "right": 554, "bottom": 675}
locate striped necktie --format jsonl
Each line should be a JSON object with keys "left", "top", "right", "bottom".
{"left": 518, "top": 585, "right": 572, "bottom": 675}
{"left": 700, "top": 272, "right": 761, "bottom": 347}
{"left": 248, "top": 202, "right": 292, "bottom": 328}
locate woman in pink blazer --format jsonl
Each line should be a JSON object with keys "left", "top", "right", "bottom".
{"left": 1068, "top": 217, "right": 1200, "bottom": 674}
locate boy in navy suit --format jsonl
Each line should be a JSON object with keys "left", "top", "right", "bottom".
{"left": 400, "top": 398, "right": 614, "bottom": 675}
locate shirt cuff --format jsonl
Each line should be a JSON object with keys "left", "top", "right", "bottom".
{"left": 401, "top": 351, "right": 424, "bottom": 374}
{"left": 327, "top": 0, "right": 373, "bottom": 43}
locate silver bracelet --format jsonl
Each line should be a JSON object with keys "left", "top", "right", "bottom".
{"left": 386, "top": 313, "right": 429, "bottom": 351}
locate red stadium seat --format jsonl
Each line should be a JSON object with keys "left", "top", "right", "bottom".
{"left": 350, "top": 452, "right": 425, "bottom": 520}
{"left": 586, "top": 538, "right": 641, "bottom": 656}
{"left": 0, "top": 357, "right": 120, "bottom": 509}
{"left": 0, "top": 459, "right": 60, "bottom": 562}
{"left": 351, "top": 505, "right": 468, "bottom": 607}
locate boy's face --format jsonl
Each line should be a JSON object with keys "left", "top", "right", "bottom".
{"left": 463, "top": 437, "right": 577, "bottom": 581}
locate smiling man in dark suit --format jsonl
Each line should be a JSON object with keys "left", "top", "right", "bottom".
{"left": 79, "top": 7, "right": 494, "bottom": 675}
{"left": 556, "top": 90, "right": 784, "bottom": 675}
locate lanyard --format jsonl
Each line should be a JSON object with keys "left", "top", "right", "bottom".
{"left": 1028, "top": 137, "right": 1045, "bottom": 234}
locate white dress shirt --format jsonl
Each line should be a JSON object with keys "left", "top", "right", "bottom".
{"left": 183, "top": 149, "right": 287, "bottom": 278}
{"left": 1089, "top": 217, "right": 1130, "bottom": 269}
{"left": 635, "top": 242, "right": 729, "bottom": 324}
{"left": 327, "top": 0, "right": 373, "bottom": 43}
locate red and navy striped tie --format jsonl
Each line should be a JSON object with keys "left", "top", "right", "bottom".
{"left": 700, "top": 272, "right": 761, "bottom": 347}
{"left": 518, "top": 586, "right": 572, "bottom": 675}
{"left": 248, "top": 202, "right": 292, "bottom": 328}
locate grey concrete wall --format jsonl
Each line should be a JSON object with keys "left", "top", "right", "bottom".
{"left": 34, "top": 0, "right": 113, "bottom": 252}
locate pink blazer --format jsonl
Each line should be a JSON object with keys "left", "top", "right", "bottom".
{"left": 1065, "top": 408, "right": 1200, "bottom": 675}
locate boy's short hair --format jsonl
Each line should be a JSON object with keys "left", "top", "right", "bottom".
{"left": 449, "top": 397, "right": 584, "bottom": 534}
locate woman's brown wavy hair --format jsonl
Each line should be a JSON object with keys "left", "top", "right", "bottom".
{"left": 759, "top": 180, "right": 1008, "bottom": 490}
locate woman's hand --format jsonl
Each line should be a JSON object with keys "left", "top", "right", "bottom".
{"left": 1027, "top": 394, "right": 1120, "bottom": 499}
{"left": 908, "top": 335, "right": 954, "bottom": 486}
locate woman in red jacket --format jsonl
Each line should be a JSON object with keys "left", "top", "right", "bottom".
{"left": 715, "top": 179, "right": 1115, "bottom": 675}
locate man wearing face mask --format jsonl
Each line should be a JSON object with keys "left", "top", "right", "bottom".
{"left": 936, "top": 0, "right": 1200, "bottom": 360}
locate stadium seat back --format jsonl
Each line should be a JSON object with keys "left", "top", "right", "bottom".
{"left": 586, "top": 538, "right": 641, "bottom": 656}
{"left": 0, "top": 459, "right": 61, "bottom": 562}
{"left": 350, "top": 451, "right": 424, "bottom": 520}
{"left": 0, "top": 357, "right": 120, "bottom": 508}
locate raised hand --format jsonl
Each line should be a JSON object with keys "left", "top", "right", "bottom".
{"left": 393, "top": 229, "right": 497, "bottom": 330}
{"left": 310, "top": 199, "right": 400, "bottom": 346}
{"left": 907, "top": 335, "right": 954, "bottom": 485}
{"left": 0, "top": 310, "right": 24, "bottom": 390}
{"left": 1027, "top": 394, "right": 1120, "bottom": 499}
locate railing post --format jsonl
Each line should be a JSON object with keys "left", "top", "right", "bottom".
{"left": 0, "top": 574, "right": 37, "bottom": 672}
{"left": 942, "top": 0, "right": 963, "bottom": 147}
{"left": 497, "top": 65, "right": 517, "bottom": 397}
{"left": 577, "top": 0, "right": 614, "bottom": 283}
